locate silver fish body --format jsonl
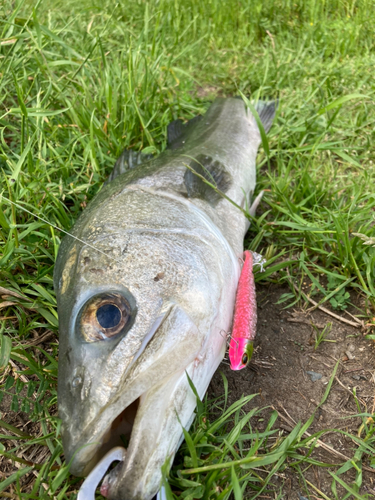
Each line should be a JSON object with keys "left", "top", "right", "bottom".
{"left": 54, "top": 97, "right": 275, "bottom": 500}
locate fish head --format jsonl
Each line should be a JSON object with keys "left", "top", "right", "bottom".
{"left": 54, "top": 214, "right": 215, "bottom": 496}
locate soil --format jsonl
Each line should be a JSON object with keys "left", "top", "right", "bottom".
{"left": 209, "top": 284, "right": 375, "bottom": 499}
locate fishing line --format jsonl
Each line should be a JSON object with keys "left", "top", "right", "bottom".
{"left": 1, "top": 196, "right": 125, "bottom": 266}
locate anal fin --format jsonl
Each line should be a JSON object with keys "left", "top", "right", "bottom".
{"left": 249, "top": 191, "right": 264, "bottom": 217}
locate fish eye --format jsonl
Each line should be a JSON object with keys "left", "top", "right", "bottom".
{"left": 78, "top": 292, "right": 135, "bottom": 342}
{"left": 96, "top": 304, "right": 121, "bottom": 329}
{"left": 241, "top": 353, "right": 248, "bottom": 366}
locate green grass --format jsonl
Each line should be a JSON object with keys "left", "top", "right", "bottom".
{"left": 1, "top": 0, "right": 375, "bottom": 497}
{"left": 163, "top": 363, "right": 375, "bottom": 500}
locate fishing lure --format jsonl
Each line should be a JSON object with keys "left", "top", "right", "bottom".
{"left": 229, "top": 250, "right": 265, "bottom": 370}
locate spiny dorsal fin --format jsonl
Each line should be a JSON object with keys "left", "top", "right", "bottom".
{"left": 106, "top": 150, "right": 153, "bottom": 184}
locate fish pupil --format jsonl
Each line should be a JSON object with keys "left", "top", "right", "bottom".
{"left": 96, "top": 304, "right": 121, "bottom": 329}
{"left": 242, "top": 353, "right": 248, "bottom": 365}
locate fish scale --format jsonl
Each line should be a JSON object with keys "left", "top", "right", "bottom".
{"left": 54, "top": 97, "right": 276, "bottom": 500}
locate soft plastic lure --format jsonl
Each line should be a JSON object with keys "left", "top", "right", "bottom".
{"left": 229, "top": 250, "right": 265, "bottom": 370}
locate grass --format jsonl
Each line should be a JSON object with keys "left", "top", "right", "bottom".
{"left": 313, "top": 322, "right": 333, "bottom": 350}
{"left": 0, "top": 0, "right": 375, "bottom": 497}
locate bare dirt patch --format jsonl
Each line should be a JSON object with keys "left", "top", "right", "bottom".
{"left": 210, "top": 284, "right": 375, "bottom": 498}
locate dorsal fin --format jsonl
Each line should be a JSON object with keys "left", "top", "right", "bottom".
{"left": 167, "top": 120, "right": 185, "bottom": 145}
{"left": 167, "top": 115, "right": 202, "bottom": 150}
{"left": 106, "top": 150, "right": 153, "bottom": 184}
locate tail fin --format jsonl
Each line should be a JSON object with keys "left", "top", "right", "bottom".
{"left": 252, "top": 100, "right": 277, "bottom": 134}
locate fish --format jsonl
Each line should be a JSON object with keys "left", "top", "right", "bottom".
{"left": 53, "top": 97, "right": 276, "bottom": 500}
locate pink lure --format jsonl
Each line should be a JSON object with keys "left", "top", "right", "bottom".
{"left": 229, "top": 250, "right": 257, "bottom": 370}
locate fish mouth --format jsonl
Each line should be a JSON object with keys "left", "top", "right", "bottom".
{"left": 95, "top": 397, "right": 140, "bottom": 465}
{"left": 77, "top": 395, "right": 143, "bottom": 477}
{"left": 80, "top": 399, "right": 143, "bottom": 499}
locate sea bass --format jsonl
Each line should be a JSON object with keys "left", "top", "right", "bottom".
{"left": 54, "top": 97, "right": 276, "bottom": 500}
